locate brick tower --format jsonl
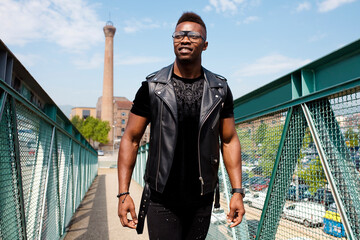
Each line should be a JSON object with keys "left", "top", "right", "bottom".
{"left": 101, "top": 21, "right": 116, "bottom": 145}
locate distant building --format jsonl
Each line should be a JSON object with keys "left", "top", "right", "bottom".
{"left": 70, "top": 107, "right": 96, "bottom": 119}
{"left": 96, "top": 96, "right": 150, "bottom": 146}
{"left": 113, "top": 97, "right": 132, "bottom": 140}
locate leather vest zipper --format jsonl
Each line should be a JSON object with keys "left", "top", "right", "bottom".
{"left": 197, "top": 96, "right": 222, "bottom": 195}
{"left": 155, "top": 101, "right": 163, "bottom": 191}
{"left": 211, "top": 111, "right": 220, "bottom": 130}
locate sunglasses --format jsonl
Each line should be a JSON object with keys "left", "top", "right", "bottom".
{"left": 172, "top": 31, "right": 205, "bottom": 43}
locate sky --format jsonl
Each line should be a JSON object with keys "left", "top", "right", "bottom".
{"left": 0, "top": 0, "right": 359, "bottom": 110}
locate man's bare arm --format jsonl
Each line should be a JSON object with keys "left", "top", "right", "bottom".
{"left": 117, "top": 113, "right": 149, "bottom": 229}
{"left": 220, "top": 117, "right": 245, "bottom": 227}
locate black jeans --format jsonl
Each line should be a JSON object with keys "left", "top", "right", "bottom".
{"left": 147, "top": 200, "right": 213, "bottom": 240}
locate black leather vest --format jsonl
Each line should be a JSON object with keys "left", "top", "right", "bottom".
{"left": 144, "top": 64, "right": 228, "bottom": 196}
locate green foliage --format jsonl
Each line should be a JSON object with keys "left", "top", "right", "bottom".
{"left": 236, "top": 127, "right": 253, "bottom": 153}
{"left": 70, "top": 116, "right": 110, "bottom": 144}
{"left": 344, "top": 127, "right": 359, "bottom": 148}
{"left": 93, "top": 120, "right": 111, "bottom": 144}
{"left": 81, "top": 117, "right": 97, "bottom": 140}
{"left": 258, "top": 124, "right": 283, "bottom": 177}
{"left": 70, "top": 115, "right": 83, "bottom": 130}
{"left": 254, "top": 122, "right": 268, "bottom": 145}
{"left": 298, "top": 157, "right": 326, "bottom": 194}
{"left": 301, "top": 128, "right": 314, "bottom": 149}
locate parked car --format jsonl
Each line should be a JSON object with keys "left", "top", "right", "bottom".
{"left": 286, "top": 184, "right": 311, "bottom": 201}
{"left": 97, "top": 150, "right": 104, "bottom": 156}
{"left": 243, "top": 176, "right": 262, "bottom": 189}
{"left": 250, "top": 177, "right": 269, "bottom": 191}
{"left": 311, "top": 188, "right": 335, "bottom": 209}
{"left": 247, "top": 192, "right": 267, "bottom": 209}
{"left": 282, "top": 202, "right": 325, "bottom": 227}
{"left": 211, "top": 208, "right": 227, "bottom": 225}
{"left": 323, "top": 203, "right": 346, "bottom": 238}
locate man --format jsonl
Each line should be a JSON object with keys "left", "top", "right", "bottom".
{"left": 117, "top": 12, "right": 245, "bottom": 239}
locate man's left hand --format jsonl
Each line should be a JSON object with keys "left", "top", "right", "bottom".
{"left": 227, "top": 193, "right": 245, "bottom": 228}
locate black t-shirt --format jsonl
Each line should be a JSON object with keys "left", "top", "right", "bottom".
{"left": 131, "top": 72, "right": 234, "bottom": 207}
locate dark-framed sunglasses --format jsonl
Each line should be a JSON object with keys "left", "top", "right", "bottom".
{"left": 172, "top": 31, "right": 205, "bottom": 42}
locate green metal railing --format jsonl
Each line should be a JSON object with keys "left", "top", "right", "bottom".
{"left": 0, "top": 40, "right": 98, "bottom": 240}
{"left": 133, "top": 38, "right": 360, "bottom": 240}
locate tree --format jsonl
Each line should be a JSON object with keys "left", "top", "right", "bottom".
{"left": 93, "top": 120, "right": 111, "bottom": 144}
{"left": 298, "top": 157, "right": 327, "bottom": 194}
{"left": 70, "top": 115, "right": 83, "bottom": 131}
{"left": 70, "top": 116, "right": 110, "bottom": 145}
{"left": 254, "top": 122, "right": 268, "bottom": 146}
{"left": 345, "top": 127, "right": 359, "bottom": 148}
{"left": 82, "top": 117, "right": 98, "bottom": 142}
{"left": 236, "top": 127, "right": 254, "bottom": 153}
{"left": 257, "top": 124, "right": 283, "bottom": 177}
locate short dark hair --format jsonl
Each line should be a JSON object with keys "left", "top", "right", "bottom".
{"left": 176, "top": 12, "right": 206, "bottom": 33}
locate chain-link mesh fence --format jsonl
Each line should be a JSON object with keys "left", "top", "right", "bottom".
{"left": 0, "top": 99, "right": 24, "bottom": 240}
{"left": 0, "top": 95, "right": 98, "bottom": 239}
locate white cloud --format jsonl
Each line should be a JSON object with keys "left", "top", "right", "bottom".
{"left": 236, "top": 16, "right": 260, "bottom": 25}
{"left": 296, "top": 2, "right": 311, "bottom": 12}
{"left": 318, "top": 0, "right": 356, "bottom": 12}
{"left": 243, "top": 16, "right": 260, "bottom": 24}
{"left": 117, "top": 56, "right": 167, "bottom": 65}
{"left": 204, "top": 0, "right": 259, "bottom": 14}
{"left": 203, "top": 5, "right": 213, "bottom": 12}
{"left": 234, "top": 54, "right": 311, "bottom": 78}
{"left": 123, "top": 18, "right": 161, "bottom": 33}
{"left": 0, "top": 0, "right": 103, "bottom": 51}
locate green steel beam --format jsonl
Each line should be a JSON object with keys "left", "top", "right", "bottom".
{"left": 25, "top": 117, "right": 43, "bottom": 239}
{"left": 0, "top": 51, "right": 7, "bottom": 81}
{"left": 0, "top": 98, "right": 22, "bottom": 240}
{"left": 0, "top": 80, "right": 96, "bottom": 156}
{"left": 235, "top": 77, "right": 360, "bottom": 123}
{"left": 305, "top": 99, "right": 360, "bottom": 239}
{"left": 0, "top": 91, "right": 8, "bottom": 121}
{"left": 256, "top": 106, "right": 308, "bottom": 240}
{"left": 61, "top": 139, "right": 72, "bottom": 234}
{"left": 10, "top": 96, "right": 28, "bottom": 240}
{"left": 54, "top": 131, "right": 62, "bottom": 239}
{"left": 5, "top": 55, "right": 13, "bottom": 85}
{"left": 0, "top": 40, "right": 96, "bottom": 156}
{"left": 234, "top": 38, "right": 360, "bottom": 123}
{"left": 301, "top": 103, "right": 356, "bottom": 240}
{"left": 38, "top": 127, "right": 55, "bottom": 240}
{"left": 44, "top": 104, "right": 57, "bottom": 122}
{"left": 255, "top": 107, "right": 293, "bottom": 240}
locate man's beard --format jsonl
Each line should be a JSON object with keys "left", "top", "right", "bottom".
{"left": 176, "top": 55, "right": 195, "bottom": 65}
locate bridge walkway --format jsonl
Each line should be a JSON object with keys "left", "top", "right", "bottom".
{"left": 64, "top": 165, "right": 148, "bottom": 240}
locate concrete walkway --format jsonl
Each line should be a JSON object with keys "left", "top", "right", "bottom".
{"left": 64, "top": 167, "right": 149, "bottom": 240}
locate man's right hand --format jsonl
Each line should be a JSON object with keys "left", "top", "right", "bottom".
{"left": 118, "top": 194, "right": 138, "bottom": 229}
